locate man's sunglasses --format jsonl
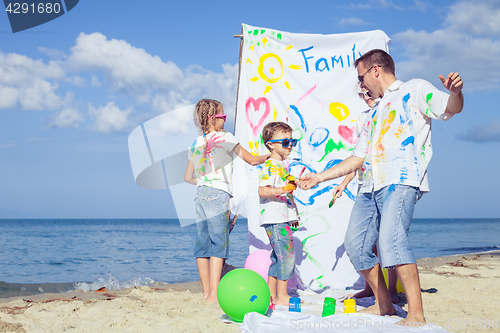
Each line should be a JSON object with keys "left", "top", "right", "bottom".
{"left": 267, "top": 138, "right": 298, "bottom": 148}
{"left": 357, "top": 65, "right": 382, "bottom": 84}
{"left": 210, "top": 114, "right": 227, "bottom": 122}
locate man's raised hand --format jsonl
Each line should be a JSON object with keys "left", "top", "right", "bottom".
{"left": 439, "top": 72, "right": 463, "bottom": 95}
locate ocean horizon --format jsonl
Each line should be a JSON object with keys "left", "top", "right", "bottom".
{"left": 1, "top": 218, "right": 499, "bottom": 298}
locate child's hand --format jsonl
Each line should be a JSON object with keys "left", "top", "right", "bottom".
{"left": 332, "top": 184, "right": 345, "bottom": 199}
{"left": 282, "top": 183, "right": 297, "bottom": 193}
{"left": 291, "top": 221, "right": 299, "bottom": 228}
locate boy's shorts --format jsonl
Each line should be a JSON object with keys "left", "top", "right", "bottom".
{"left": 264, "top": 222, "right": 295, "bottom": 280}
{"left": 194, "top": 186, "right": 230, "bottom": 259}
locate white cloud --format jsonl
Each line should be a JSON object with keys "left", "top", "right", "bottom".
{"left": 88, "top": 102, "right": 132, "bottom": 134}
{"left": 50, "top": 107, "right": 85, "bottom": 128}
{"left": 91, "top": 74, "right": 101, "bottom": 87}
{"left": 1, "top": 32, "right": 239, "bottom": 134}
{"left": 393, "top": 0, "right": 500, "bottom": 92}
{"left": 444, "top": 0, "right": 500, "bottom": 37}
{"left": 338, "top": 0, "right": 425, "bottom": 11}
{"left": 337, "top": 17, "right": 367, "bottom": 26}
{"left": 0, "top": 51, "right": 65, "bottom": 110}
{"left": 68, "top": 32, "right": 184, "bottom": 96}
{"left": 457, "top": 119, "right": 500, "bottom": 143}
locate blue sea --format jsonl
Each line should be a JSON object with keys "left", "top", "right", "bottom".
{"left": 0, "top": 218, "right": 499, "bottom": 297}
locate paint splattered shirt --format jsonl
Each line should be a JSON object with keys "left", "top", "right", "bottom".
{"left": 353, "top": 79, "right": 454, "bottom": 193}
{"left": 259, "top": 158, "right": 298, "bottom": 225}
{"left": 188, "top": 131, "right": 239, "bottom": 196}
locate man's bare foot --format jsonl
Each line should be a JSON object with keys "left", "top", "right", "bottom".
{"left": 352, "top": 288, "right": 374, "bottom": 299}
{"left": 359, "top": 302, "right": 397, "bottom": 316}
{"left": 395, "top": 314, "right": 426, "bottom": 328}
{"left": 389, "top": 290, "right": 400, "bottom": 304}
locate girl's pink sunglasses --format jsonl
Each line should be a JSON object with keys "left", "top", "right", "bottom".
{"left": 211, "top": 114, "right": 227, "bottom": 122}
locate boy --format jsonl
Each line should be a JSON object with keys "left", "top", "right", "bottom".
{"left": 258, "top": 121, "right": 299, "bottom": 306}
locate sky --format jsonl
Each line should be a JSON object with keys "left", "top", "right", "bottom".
{"left": 0, "top": 0, "right": 499, "bottom": 219}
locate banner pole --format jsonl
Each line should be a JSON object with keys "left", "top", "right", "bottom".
{"left": 233, "top": 24, "right": 244, "bottom": 134}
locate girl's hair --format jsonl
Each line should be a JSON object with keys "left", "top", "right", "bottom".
{"left": 194, "top": 99, "right": 223, "bottom": 135}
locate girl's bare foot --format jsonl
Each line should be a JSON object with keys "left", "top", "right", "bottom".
{"left": 274, "top": 296, "right": 290, "bottom": 306}
{"left": 206, "top": 294, "right": 218, "bottom": 303}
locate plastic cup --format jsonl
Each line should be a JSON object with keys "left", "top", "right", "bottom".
{"left": 322, "top": 297, "right": 336, "bottom": 317}
{"left": 289, "top": 297, "right": 301, "bottom": 312}
{"left": 344, "top": 298, "right": 356, "bottom": 313}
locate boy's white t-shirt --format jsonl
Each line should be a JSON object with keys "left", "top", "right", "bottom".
{"left": 187, "top": 131, "right": 239, "bottom": 196}
{"left": 259, "top": 158, "right": 298, "bottom": 225}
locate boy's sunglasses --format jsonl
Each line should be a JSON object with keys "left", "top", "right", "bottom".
{"left": 210, "top": 114, "right": 227, "bottom": 122}
{"left": 267, "top": 138, "right": 298, "bottom": 148}
{"left": 359, "top": 90, "right": 372, "bottom": 99}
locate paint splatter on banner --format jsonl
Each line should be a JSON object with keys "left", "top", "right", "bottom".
{"left": 233, "top": 24, "right": 390, "bottom": 290}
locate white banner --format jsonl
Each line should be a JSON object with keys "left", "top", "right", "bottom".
{"left": 234, "top": 24, "right": 391, "bottom": 290}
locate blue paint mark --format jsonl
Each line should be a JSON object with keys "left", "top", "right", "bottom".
{"left": 315, "top": 58, "right": 330, "bottom": 72}
{"left": 250, "top": 295, "right": 257, "bottom": 302}
{"left": 343, "top": 188, "right": 356, "bottom": 201}
{"left": 295, "top": 184, "right": 337, "bottom": 206}
{"left": 298, "top": 46, "right": 314, "bottom": 73}
{"left": 324, "top": 159, "right": 343, "bottom": 170}
{"left": 401, "top": 93, "right": 411, "bottom": 124}
{"left": 295, "top": 183, "right": 356, "bottom": 206}
{"left": 384, "top": 184, "right": 397, "bottom": 201}
{"left": 401, "top": 136, "right": 414, "bottom": 148}
{"left": 289, "top": 104, "right": 307, "bottom": 132}
{"left": 399, "top": 167, "right": 408, "bottom": 184}
{"left": 309, "top": 127, "right": 329, "bottom": 148}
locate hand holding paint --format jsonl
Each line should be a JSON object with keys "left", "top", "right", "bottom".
{"left": 329, "top": 192, "right": 341, "bottom": 208}
{"left": 298, "top": 172, "right": 320, "bottom": 190}
{"left": 282, "top": 183, "right": 296, "bottom": 193}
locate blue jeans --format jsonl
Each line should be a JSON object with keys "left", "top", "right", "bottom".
{"left": 344, "top": 184, "right": 419, "bottom": 270}
{"left": 264, "top": 222, "right": 295, "bottom": 281}
{"left": 193, "top": 186, "right": 230, "bottom": 259}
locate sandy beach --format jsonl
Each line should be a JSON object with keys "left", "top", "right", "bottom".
{"left": 1, "top": 251, "right": 499, "bottom": 333}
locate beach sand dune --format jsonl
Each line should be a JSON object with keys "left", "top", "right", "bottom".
{"left": 1, "top": 252, "right": 499, "bottom": 333}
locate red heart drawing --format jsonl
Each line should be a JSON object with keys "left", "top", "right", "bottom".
{"left": 338, "top": 125, "right": 357, "bottom": 144}
{"left": 245, "top": 97, "right": 271, "bottom": 137}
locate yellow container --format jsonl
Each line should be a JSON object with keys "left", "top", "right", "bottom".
{"left": 344, "top": 299, "right": 356, "bottom": 313}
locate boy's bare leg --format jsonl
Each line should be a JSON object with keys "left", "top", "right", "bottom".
{"left": 274, "top": 279, "right": 290, "bottom": 306}
{"left": 388, "top": 268, "right": 400, "bottom": 304}
{"left": 359, "top": 263, "right": 397, "bottom": 316}
{"left": 268, "top": 276, "right": 277, "bottom": 304}
{"left": 196, "top": 257, "right": 210, "bottom": 299}
{"left": 395, "top": 263, "right": 426, "bottom": 326}
{"left": 206, "top": 257, "right": 224, "bottom": 303}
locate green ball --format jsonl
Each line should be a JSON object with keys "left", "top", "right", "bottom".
{"left": 217, "top": 268, "right": 271, "bottom": 322}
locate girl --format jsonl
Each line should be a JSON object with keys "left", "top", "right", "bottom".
{"left": 184, "top": 99, "right": 269, "bottom": 303}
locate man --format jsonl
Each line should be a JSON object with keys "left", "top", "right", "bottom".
{"left": 299, "top": 49, "right": 463, "bottom": 325}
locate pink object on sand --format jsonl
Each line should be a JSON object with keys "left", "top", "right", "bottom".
{"left": 244, "top": 249, "right": 272, "bottom": 283}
